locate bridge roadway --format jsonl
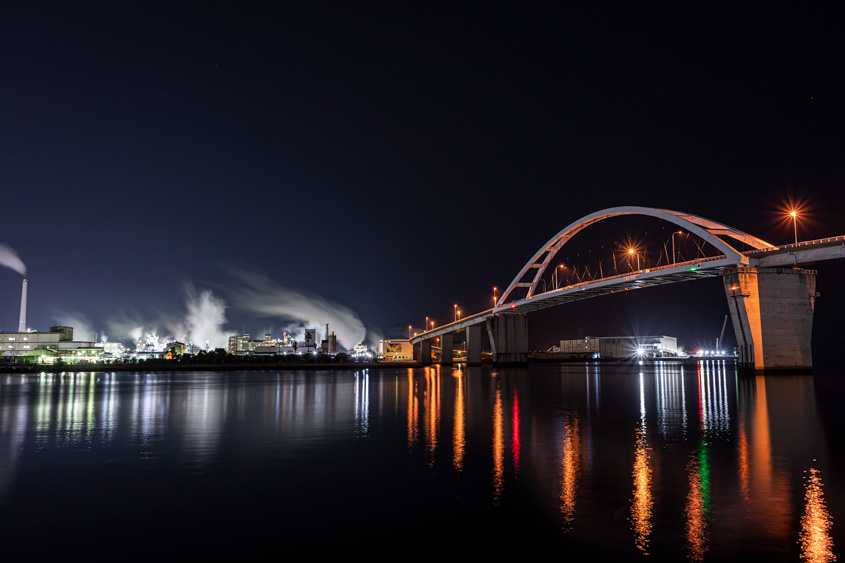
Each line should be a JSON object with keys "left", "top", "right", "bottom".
{"left": 411, "top": 229, "right": 845, "bottom": 371}
{"left": 744, "top": 234, "right": 845, "bottom": 267}
{"left": 413, "top": 236, "right": 844, "bottom": 341}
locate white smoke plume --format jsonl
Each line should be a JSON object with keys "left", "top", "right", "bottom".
{"left": 184, "top": 284, "right": 232, "bottom": 350}
{"left": 364, "top": 325, "right": 384, "bottom": 350}
{"left": 104, "top": 311, "right": 149, "bottom": 346}
{"left": 0, "top": 243, "right": 26, "bottom": 276}
{"left": 99, "top": 286, "right": 233, "bottom": 350}
{"left": 232, "top": 270, "right": 367, "bottom": 350}
{"left": 52, "top": 312, "right": 96, "bottom": 342}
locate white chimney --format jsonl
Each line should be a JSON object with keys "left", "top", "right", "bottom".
{"left": 18, "top": 278, "right": 27, "bottom": 332}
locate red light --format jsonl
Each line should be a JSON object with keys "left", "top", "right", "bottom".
{"left": 510, "top": 303, "right": 516, "bottom": 309}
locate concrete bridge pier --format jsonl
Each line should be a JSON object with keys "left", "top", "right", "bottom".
{"left": 413, "top": 339, "right": 433, "bottom": 365}
{"left": 466, "top": 325, "right": 482, "bottom": 365}
{"left": 490, "top": 313, "right": 529, "bottom": 366}
{"left": 440, "top": 334, "right": 454, "bottom": 365}
{"left": 723, "top": 267, "right": 816, "bottom": 371}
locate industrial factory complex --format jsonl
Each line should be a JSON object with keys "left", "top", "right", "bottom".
{"left": 1, "top": 279, "right": 356, "bottom": 365}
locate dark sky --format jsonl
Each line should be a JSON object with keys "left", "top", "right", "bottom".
{"left": 1, "top": 2, "right": 843, "bottom": 358}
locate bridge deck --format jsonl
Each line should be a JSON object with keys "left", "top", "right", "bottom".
{"left": 411, "top": 234, "right": 844, "bottom": 346}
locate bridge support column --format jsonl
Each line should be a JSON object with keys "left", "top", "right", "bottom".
{"left": 466, "top": 325, "right": 482, "bottom": 366}
{"left": 419, "top": 339, "right": 432, "bottom": 365}
{"left": 440, "top": 333, "right": 453, "bottom": 365}
{"left": 491, "top": 314, "right": 529, "bottom": 366}
{"left": 724, "top": 267, "right": 816, "bottom": 371}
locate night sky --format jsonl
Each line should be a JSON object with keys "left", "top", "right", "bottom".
{"left": 1, "top": 3, "right": 843, "bottom": 360}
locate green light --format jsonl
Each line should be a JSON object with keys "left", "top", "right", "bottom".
{"left": 699, "top": 441, "right": 711, "bottom": 514}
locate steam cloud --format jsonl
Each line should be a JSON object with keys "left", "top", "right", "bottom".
{"left": 49, "top": 273, "right": 366, "bottom": 352}
{"left": 103, "top": 312, "right": 147, "bottom": 346}
{"left": 0, "top": 243, "right": 26, "bottom": 276}
{"left": 97, "top": 286, "right": 233, "bottom": 350}
{"left": 232, "top": 270, "right": 367, "bottom": 349}
{"left": 184, "top": 284, "right": 232, "bottom": 350}
{"left": 53, "top": 313, "right": 96, "bottom": 342}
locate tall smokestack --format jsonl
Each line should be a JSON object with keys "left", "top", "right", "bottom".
{"left": 18, "top": 278, "right": 27, "bottom": 332}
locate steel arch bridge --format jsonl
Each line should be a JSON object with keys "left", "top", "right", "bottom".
{"left": 411, "top": 205, "right": 842, "bottom": 370}
{"left": 494, "top": 206, "right": 775, "bottom": 313}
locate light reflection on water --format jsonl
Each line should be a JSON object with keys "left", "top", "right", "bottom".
{"left": 631, "top": 370, "right": 653, "bottom": 554}
{"left": 452, "top": 370, "right": 465, "bottom": 472}
{"left": 801, "top": 466, "right": 836, "bottom": 563}
{"left": 559, "top": 408, "right": 582, "bottom": 530}
{"left": 0, "top": 363, "right": 840, "bottom": 559}
{"left": 685, "top": 450, "right": 709, "bottom": 561}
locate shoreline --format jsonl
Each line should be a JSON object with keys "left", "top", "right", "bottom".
{"left": 0, "top": 356, "right": 736, "bottom": 374}
{"left": 0, "top": 361, "right": 421, "bottom": 373}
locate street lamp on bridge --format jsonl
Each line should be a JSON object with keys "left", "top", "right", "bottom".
{"left": 554, "top": 264, "right": 565, "bottom": 288}
{"left": 454, "top": 304, "right": 458, "bottom": 322}
{"left": 628, "top": 247, "right": 640, "bottom": 271}
{"left": 790, "top": 209, "right": 798, "bottom": 245}
{"left": 671, "top": 230, "right": 683, "bottom": 264}
{"left": 493, "top": 286, "right": 498, "bottom": 308}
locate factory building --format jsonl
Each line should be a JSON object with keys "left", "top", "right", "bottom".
{"left": 379, "top": 338, "right": 413, "bottom": 361}
{"left": 228, "top": 329, "right": 331, "bottom": 356}
{"left": 2, "top": 325, "right": 101, "bottom": 363}
{"left": 558, "top": 335, "right": 678, "bottom": 359}
{"left": 321, "top": 324, "right": 337, "bottom": 355}
{"left": 228, "top": 334, "right": 254, "bottom": 355}
{"left": 164, "top": 342, "right": 187, "bottom": 358}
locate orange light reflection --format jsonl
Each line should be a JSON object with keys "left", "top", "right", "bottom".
{"left": 424, "top": 368, "right": 440, "bottom": 467}
{"left": 737, "top": 414, "right": 750, "bottom": 503}
{"left": 560, "top": 410, "right": 581, "bottom": 531}
{"left": 492, "top": 380, "right": 504, "bottom": 503}
{"left": 800, "top": 466, "right": 835, "bottom": 563}
{"left": 685, "top": 456, "right": 708, "bottom": 562}
{"left": 630, "top": 423, "right": 653, "bottom": 554}
{"left": 407, "top": 370, "right": 418, "bottom": 450}
{"left": 452, "top": 370, "right": 465, "bottom": 472}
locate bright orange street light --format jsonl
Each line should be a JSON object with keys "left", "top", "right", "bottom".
{"left": 493, "top": 286, "right": 498, "bottom": 308}
{"left": 627, "top": 247, "right": 640, "bottom": 271}
{"left": 789, "top": 209, "right": 798, "bottom": 245}
{"left": 454, "top": 304, "right": 458, "bottom": 322}
{"left": 408, "top": 325, "right": 412, "bottom": 339}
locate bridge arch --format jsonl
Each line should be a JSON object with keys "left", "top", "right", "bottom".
{"left": 495, "top": 206, "right": 775, "bottom": 308}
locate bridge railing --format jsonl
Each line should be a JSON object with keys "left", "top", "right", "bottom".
{"left": 530, "top": 255, "right": 727, "bottom": 299}
{"left": 743, "top": 235, "right": 845, "bottom": 255}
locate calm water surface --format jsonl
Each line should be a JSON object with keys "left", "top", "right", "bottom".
{"left": 0, "top": 362, "right": 842, "bottom": 561}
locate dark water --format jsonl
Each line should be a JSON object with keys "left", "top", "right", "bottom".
{"left": 0, "top": 362, "right": 841, "bottom": 561}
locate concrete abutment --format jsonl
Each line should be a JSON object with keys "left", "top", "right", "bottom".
{"left": 724, "top": 267, "right": 816, "bottom": 371}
